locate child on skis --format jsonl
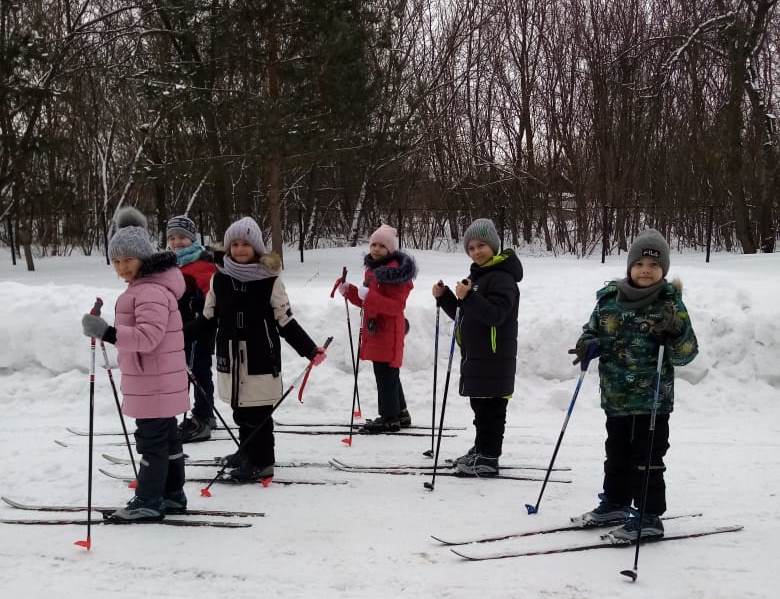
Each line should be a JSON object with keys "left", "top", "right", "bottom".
{"left": 202, "top": 216, "right": 327, "bottom": 480}
{"left": 166, "top": 215, "right": 218, "bottom": 442}
{"left": 81, "top": 207, "right": 189, "bottom": 521}
{"left": 432, "top": 218, "right": 523, "bottom": 476}
{"left": 337, "top": 224, "right": 417, "bottom": 433}
{"left": 570, "top": 228, "right": 698, "bottom": 541}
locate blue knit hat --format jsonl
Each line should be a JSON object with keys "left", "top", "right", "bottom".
{"left": 108, "top": 207, "right": 156, "bottom": 261}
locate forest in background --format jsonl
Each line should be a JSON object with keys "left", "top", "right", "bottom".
{"left": 1, "top": 0, "right": 778, "bottom": 266}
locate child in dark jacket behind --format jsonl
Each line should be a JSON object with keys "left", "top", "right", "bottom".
{"left": 570, "top": 228, "right": 698, "bottom": 542}
{"left": 338, "top": 224, "right": 417, "bottom": 433}
{"left": 166, "top": 215, "right": 218, "bottom": 442}
{"left": 433, "top": 218, "right": 523, "bottom": 476}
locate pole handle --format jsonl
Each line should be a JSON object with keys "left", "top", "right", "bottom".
{"left": 90, "top": 297, "right": 104, "bottom": 317}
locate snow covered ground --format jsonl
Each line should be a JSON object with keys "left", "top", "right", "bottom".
{"left": 0, "top": 245, "right": 776, "bottom": 598}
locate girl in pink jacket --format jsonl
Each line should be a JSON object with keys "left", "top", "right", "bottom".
{"left": 82, "top": 207, "right": 189, "bottom": 521}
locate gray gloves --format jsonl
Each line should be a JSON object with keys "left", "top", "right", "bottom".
{"left": 82, "top": 314, "right": 109, "bottom": 339}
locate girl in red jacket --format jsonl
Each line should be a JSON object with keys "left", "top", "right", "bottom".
{"left": 338, "top": 224, "right": 417, "bottom": 432}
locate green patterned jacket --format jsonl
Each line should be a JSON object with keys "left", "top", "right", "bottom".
{"left": 578, "top": 280, "right": 698, "bottom": 416}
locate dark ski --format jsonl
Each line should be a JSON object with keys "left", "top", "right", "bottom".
{"left": 450, "top": 525, "right": 743, "bottom": 560}
{"left": 101, "top": 453, "right": 331, "bottom": 469}
{"left": 328, "top": 460, "right": 570, "bottom": 483}
{"left": 98, "top": 468, "right": 348, "bottom": 486}
{"left": 332, "top": 458, "right": 570, "bottom": 472}
{"left": 0, "top": 517, "right": 251, "bottom": 528}
{"left": 431, "top": 512, "right": 703, "bottom": 546}
{"left": 274, "top": 420, "right": 466, "bottom": 431}
{"left": 1, "top": 496, "right": 265, "bottom": 518}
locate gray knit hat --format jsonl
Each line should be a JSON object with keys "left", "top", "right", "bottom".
{"left": 108, "top": 207, "right": 156, "bottom": 261}
{"left": 166, "top": 215, "right": 197, "bottom": 241}
{"left": 627, "top": 228, "right": 670, "bottom": 277}
{"left": 463, "top": 218, "right": 500, "bottom": 255}
{"left": 223, "top": 216, "right": 266, "bottom": 256}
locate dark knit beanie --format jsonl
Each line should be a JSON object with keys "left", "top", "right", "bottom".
{"left": 166, "top": 215, "right": 197, "bottom": 241}
{"left": 462, "top": 218, "right": 500, "bottom": 255}
{"left": 627, "top": 228, "right": 670, "bottom": 277}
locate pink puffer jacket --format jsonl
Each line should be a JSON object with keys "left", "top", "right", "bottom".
{"left": 114, "top": 258, "right": 190, "bottom": 418}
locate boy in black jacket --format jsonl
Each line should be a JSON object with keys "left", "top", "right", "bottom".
{"left": 433, "top": 218, "right": 523, "bottom": 476}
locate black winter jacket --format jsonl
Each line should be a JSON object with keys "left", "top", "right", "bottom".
{"left": 438, "top": 249, "right": 523, "bottom": 397}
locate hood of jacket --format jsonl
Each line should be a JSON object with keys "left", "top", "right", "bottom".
{"left": 469, "top": 249, "right": 523, "bottom": 282}
{"left": 132, "top": 251, "right": 185, "bottom": 299}
{"left": 364, "top": 251, "right": 418, "bottom": 284}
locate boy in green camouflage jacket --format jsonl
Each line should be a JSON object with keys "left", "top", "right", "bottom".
{"left": 569, "top": 229, "right": 698, "bottom": 542}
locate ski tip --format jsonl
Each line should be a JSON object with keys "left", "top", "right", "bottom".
{"left": 128, "top": 480, "right": 138, "bottom": 489}
{"left": 261, "top": 477, "right": 273, "bottom": 488}
{"left": 74, "top": 538, "right": 91, "bottom": 550}
{"left": 340, "top": 437, "right": 352, "bottom": 447}
{"left": 200, "top": 487, "right": 212, "bottom": 498}
{"left": 525, "top": 504, "right": 538, "bottom": 515}
{"left": 353, "top": 410, "right": 362, "bottom": 418}
{"left": 620, "top": 569, "right": 637, "bottom": 582}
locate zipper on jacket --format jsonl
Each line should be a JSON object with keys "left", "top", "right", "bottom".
{"left": 264, "top": 319, "right": 279, "bottom": 377}
{"left": 490, "top": 326, "right": 497, "bottom": 353}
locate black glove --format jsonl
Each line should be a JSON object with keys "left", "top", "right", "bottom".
{"left": 567, "top": 338, "right": 600, "bottom": 370}
{"left": 651, "top": 304, "right": 683, "bottom": 342}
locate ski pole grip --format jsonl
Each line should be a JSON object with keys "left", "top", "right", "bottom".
{"left": 322, "top": 336, "right": 334, "bottom": 349}
{"left": 330, "top": 268, "right": 348, "bottom": 298}
{"left": 90, "top": 297, "right": 104, "bottom": 317}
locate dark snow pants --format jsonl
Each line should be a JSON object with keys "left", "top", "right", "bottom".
{"left": 602, "top": 414, "right": 670, "bottom": 515}
{"left": 134, "top": 417, "right": 185, "bottom": 501}
{"left": 233, "top": 405, "right": 275, "bottom": 468}
{"left": 470, "top": 397, "right": 509, "bottom": 457}
{"left": 373, "top": 361, "right": 407, "bottom": 419}
{"left": 186, "top": 340, "right": 215, "bottom": 422}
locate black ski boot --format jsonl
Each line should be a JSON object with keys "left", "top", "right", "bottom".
{"left": 163, "top": 490, "right": 188, "bottom": 514}
{"left": 455, "top": 453, "right": 499, "bottom": 477}
{"left": 179, "top": 415, "right": 212, "bottom": 443}
{"left": 109, "top": 496, "right": 165, "bottom": 521}
{"left": 399, "top": 409, "right": 412, "bottom": 429}
{"left": 360, "top": 415, "right": 401, "bottom": 433}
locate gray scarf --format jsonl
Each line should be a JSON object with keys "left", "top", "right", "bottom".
{"left": 616, "top": 277, "right": 666, "bottom": 310}
{"left": 219, "top": 256, "right": 278, "bottom": 282}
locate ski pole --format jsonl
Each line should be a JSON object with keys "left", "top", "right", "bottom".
{"left": 92, "top": 298, "right": 138, "bottom": 483}
{"left": 200, "top": 336, "right": 333, "bottom": 497}
{"left": 525, "top": 344, "right": 597, "bottom": 514}
{"left": 621, "top": 344, "right": 666, "bottom": 583}
{"left": 74, "top": 298, "right": 102, "bottom": 551}
{"left": 342, "top": 309, "right": 364, "bottom": 447}
{"left": 424, "top": 305, "right": 460, "bottom": 492}
{"left": 424, "top": 290, "right": 442, "bottom": 458}
{"left": 185, "top": 367, "right": 239, "bottom": 447}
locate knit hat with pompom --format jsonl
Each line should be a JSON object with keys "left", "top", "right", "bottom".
{"left": 108, "top": 207, "right": 156, "bottom": 260}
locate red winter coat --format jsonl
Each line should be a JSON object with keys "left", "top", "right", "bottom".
{"left": 345, "top": 252, "right": 416, "bottom": 368}
{"left": 181, "top": 257, "right": 217, "bottom": 296}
